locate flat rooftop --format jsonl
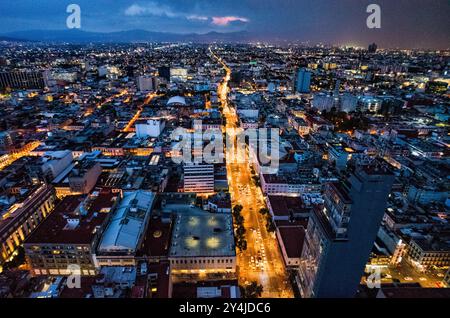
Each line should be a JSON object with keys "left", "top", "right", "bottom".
{"left": 137, "top": 216, "right": 172, "bottom": 257}
{"left": 172, "top": 280, "right": 239, "bottom": 298}
{"left": 25, "top": 189, "right": 118, "bottom": 245}
{"left": 147, "top": 262, "right": 171, "bottom": 298}
{"left": 267, "top": 195, "right": 309, "bottom": 216}
{"left": 98, "top": 190, "right": 155, "bottom": 252}
{"left": 277, "top": 226, "right": 305, "bottom": 259}
{"left": 0, "top": 185, "right": 50, "bottom": 236}
{"left": 60, "top": 276, "right": 100, "bottom": 298}
{"left": 169, "top": 210, "right": 235, "bottom": 258}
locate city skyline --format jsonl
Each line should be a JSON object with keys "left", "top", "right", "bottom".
{"left": 0, "top": 0, "right": 449, "bottom": 304}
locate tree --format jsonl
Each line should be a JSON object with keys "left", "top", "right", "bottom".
{"left": 236, "top": 225, "right": 246, "bottom": 237}
{"left": 265, "top": 215, "right": 276, "bottom": 233}
{"left": 233, "top": 204, "right": 243, "bottom": 215}
{"left": 236, "top": 238, "right": 247, "bottom": 251}
{"left": 233, "top": 204, "right": 244, "bottom": 220}
{"left": 235, "top": 214, "right": 244, "bottom": 226}
{"left": 259, "top": 208, "right": 269, "bottom": 216}
{"left": 240, "top": 282, "right": 263, "bottom": 298}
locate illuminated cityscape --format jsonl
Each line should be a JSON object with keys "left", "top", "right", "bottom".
{"left": 0, "top": 0, "right": 449, "bottom": 303}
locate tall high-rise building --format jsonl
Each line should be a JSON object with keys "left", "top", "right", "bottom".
{"left": 0, "top": 70, "right": 48, "bottom": 89}
{"left": 137, "top": 75, "right": 158, "bottom": 92}
{"left": 339, "top": 93, "right": 358, "bottom": 113}
{"left": 158, "top": 66, "right": 170, "bottom": 82}
{"left": 358, "top": 96, "right": 382, "bottom": 113}
{"left": 183, "top": 163, "right": 215, "bottom": 194}
{"left": 0, "top": 131, "right": 13, "bottom": 151}
{"left": 368, "top": 43, "right": 378, "bottom": 53}
{"left": 312, "top": 93, "right": 334, "bottom": 112}
{"left": 333, "top": 80, "right": 341, "bottom": 96}
{"left": 295, "top": 68, "right": 312, "bottom": 93}
{"left": 299, "top": 159, "right": 394, "bottom": 298}
{"left": 68, "top": 161, "right": 102, "bottom": 194}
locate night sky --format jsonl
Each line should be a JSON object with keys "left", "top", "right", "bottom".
{"left": 0, "top": 0, "right": 449, "bottom": 49}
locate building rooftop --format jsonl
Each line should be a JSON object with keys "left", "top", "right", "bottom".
{"left": 167, "top": 96, "right": 186, "bottom": 106}
{"left": 328, "top": 182, "right": 353, "bottom": 204}
{"left": 147, "top": 261, "right": 171, "bottom": 298}
{"left": 378, "top": 287, "right": 450, "bottom": 298}
{"left": 0, "top": 185, "right": 51, "bottom": 236}
{"left": 25, "top": 189, "right": 118, "bottom": 245}
{"left": 267, "top": 195, "right": 310, "bottom": 216}
{"left": 98, "top": 190, "right": 155, "bottom": 252}
{"left": 60, "top": 276, "right": 100, "bottom": 298}
{"left": 277, "top": 226, "right": 305, "bottom": 259}
{"left": 412, "top": 238, "right": 450, "bottom": 253}
{"left": 68, "top": 160, "right": 99, "bottom": 178}
{"left": 137, "top": 216, "right": 172, "bottom": 257}
{"left": 100, "top": 266, "right": 137, "bottom": 285}
{"left": 172, "top": 280, "right": 239, "bottom": 298}
{"left": 169, "top": 210, "right": 235, "bottom": 258}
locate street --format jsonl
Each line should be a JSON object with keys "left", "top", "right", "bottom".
{"left": 0, "top": 140, "right": 40, "bottom": 171}
{"left": 211, "top": 48, "right": 293, "bottom": 298}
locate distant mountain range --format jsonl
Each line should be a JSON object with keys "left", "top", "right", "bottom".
{"left": 1, "top": 29, "right": 258, "bottom": 43}
{"left": 0, "top": 35, "right": 33, "bottom": 42}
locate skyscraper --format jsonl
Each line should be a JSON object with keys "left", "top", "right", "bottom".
{"left": 299, "top": 159, "right": 394, "bottom": 298}
{"left": 295, "top": 68, "right": 312, "bottom": 93}
{"left": 368, "top": 43, "right": 378, "bottom": 53}
{"left": 158, "top": 66, "right": 171, "bottom": 82}
{"left": 137, "top": 75, "right": 158, "bottom": 92}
